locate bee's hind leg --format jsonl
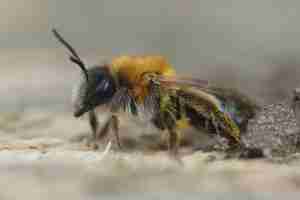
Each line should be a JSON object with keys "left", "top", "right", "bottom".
{"left": 167, "top": 128, "right": 183, "bottom": 164}
{"left": 167, "top": 129, "right": 178, "bottom": 155}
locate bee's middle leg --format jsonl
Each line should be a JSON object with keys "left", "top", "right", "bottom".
{"left": 111, "top": 115, "right": 122, "bottom": 149}
{"left": 94, "top": 115, "right": 122, "bottom": 150}
{"left": 88, "top": 110, "right": 113, "bottom": 150}
{"left": 97, "top": 117, "right": 112, "bottom": 140}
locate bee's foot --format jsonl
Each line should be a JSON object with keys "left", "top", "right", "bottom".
{"left": 168, "top": 149, "right": 183, "bottom": 165}
{"left": 116, "top": 140, "right": 123, "bottom": 151}
{"left": 85, "top": 140, "right": 99, "bottom": 150}
{"left": 193, "top": 143, "right": 218, "bottom": 152}
{"left": 239, "top": 147, "right": 264, "bottom": 159}
{"left": 91, "top": 142, "right": 99, "bottom": 150}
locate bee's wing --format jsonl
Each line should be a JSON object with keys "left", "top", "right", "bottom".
{"left": 158, "top": 75, "right": 259, "bottom": 126}
{"left": 157, "top": 75, "right": 209, "bottom": 88}
{"left": 143, "top": 75, "right": 210, "bottom": 119}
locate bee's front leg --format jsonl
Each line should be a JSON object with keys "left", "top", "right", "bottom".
{"left": 88, "top": 110, "right": 100, "bottom": 150}
{"left": 88, "top": 110, "right": 98, "bottom": 140}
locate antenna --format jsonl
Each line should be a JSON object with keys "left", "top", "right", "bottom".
{"left": 52, "top": 29, "right": 89, "bottom": 82}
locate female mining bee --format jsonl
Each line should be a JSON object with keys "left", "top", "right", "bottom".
{"left": 52, "top": 29, "right": 258, "bottom": 156}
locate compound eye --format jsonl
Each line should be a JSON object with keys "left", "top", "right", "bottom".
{"left": 92, "top": 78, "right": 116, "bottom": 105}
{"left": 96, "top": 79, "right": 110, "bottom": 93}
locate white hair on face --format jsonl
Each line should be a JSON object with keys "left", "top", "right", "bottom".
{"left": 71, "top": 74, "right": 87, "bottom": 112}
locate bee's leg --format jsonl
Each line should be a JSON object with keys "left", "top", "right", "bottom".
{"left": 167, "top": 128, "right": 180, "bottom": 157}
{"left": 97, "top": 117, "right": 111, "bottom": 140}
{"left": 96, "top": 115, "right": 122, "bottom": 150}
{"left": 111, "top": 115, "right": 122, "bottom": 149}
{"left": 204, "top": 119, "right": 210, "bottom": 132}
{"left": 88, "top": 110, "right": 98, "bottom": 140}
{"left": 167, "top": 128, "right": 184, "bottom": 165}
{"left": 88, "top": 110, "right": 99, "bottom": 150}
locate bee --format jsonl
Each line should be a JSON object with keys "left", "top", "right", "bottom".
{"left": 52, "top": 29, "right": 258, "bottom": 156}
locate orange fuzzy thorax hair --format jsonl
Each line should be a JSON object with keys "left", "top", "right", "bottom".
{"left": 110, "top": 56, "right": 176, "bottom": 103}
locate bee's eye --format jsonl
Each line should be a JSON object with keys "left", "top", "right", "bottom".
{"left": 95, "top": 79, "right": 115, "bottom": 99}
{"left": 96, "top": 80, "right": 113, "bottom": 95}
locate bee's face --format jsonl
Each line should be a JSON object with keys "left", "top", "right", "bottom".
{"left": 51, "top": 29, "right": 117, "bottom": 117}
{"left": 72, "top": 66, "right": 116, "bottom": 117}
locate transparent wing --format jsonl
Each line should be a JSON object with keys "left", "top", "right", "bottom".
{"left": 138, "top": 74, "right": 209, "bottom": 120}
{"left": 158, "top": 74, "right": 259, "bottom": 131}
{"left": 157, "top": 75, "right": 209, "bottom": 88}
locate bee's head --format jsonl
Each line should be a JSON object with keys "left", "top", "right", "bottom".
{"left": 72, "top": 66, "right": 116, "bottom": 117}
{"left": 52, "top": 29, "right": 116, "bottom": 117}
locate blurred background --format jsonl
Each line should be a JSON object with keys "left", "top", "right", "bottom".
{"left": 2, "top": 1, "right": 300, "bottom": 199}
{"left": 2, "top": 0, "right": 300, "bottom": 113}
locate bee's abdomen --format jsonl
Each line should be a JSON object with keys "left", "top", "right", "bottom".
{"left": 177, "top": 87, "right": 241, "bottom": 144}
{"left": 202, "top": 86, "right": 259, "bottom": 133}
